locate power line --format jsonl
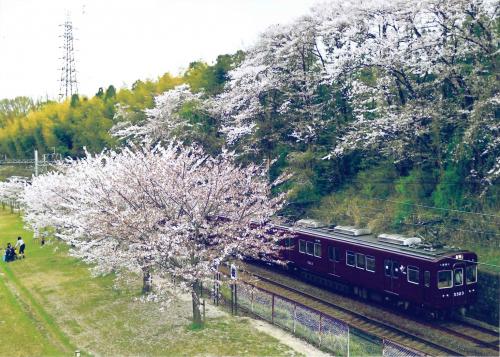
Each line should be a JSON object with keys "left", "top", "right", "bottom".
{"left": 353, "top": 203, "right": 481, "bottom": 226}
{"left": 360, "top": 196, "right": 500, "bottom": 219}
{"left": 312, "top": 203, "right": 500, "bottom": 237}
{"left": 314, "top": 177, "right": 490, "bottom": 185}
{"left": 399, "top": 220, "right": 500, "bottom": 237}
{"left": 285, "top": 186, "right": 498, "bottom": 219}
{"left": 448, "top": 257, "right": 500, "bottom": 270}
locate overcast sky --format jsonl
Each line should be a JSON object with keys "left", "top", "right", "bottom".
{"left": 0, "top": 0, "right": 319, "bottom": 100}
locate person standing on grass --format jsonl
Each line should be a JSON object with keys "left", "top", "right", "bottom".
{"left": 15, "top": 236, "right": 25, "bottom": 259}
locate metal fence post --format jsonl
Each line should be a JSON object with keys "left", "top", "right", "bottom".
{"left": 319, "top": 313, "right": 323, "bottom": 347}
{"left": 213, "top": 273, "right": 216, "bottom": 305}
{"left": 271, "top": 294, "right": 275, "bottom": 324}
{"left": 293, "top": 303, "right": 296, "bottom": 333}
{"left": 347, "top": 325, "right": 350, "bottom": 357}
{"left": 234, "top": 283, "right": 238, "bottom": 315}
{"left": 230, "top": 283, "right": 234, "bottom": 314}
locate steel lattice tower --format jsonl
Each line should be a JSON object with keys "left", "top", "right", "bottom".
{"left": 58, "top": 17, "right": 78, "bottom": 100}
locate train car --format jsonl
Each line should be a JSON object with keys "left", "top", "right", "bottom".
{"left": 276, "top": 220, "right": 478, "bottom": 315}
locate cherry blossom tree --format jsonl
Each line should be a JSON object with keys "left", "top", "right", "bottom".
{"left": 0, "top": 176, "right": 28, "bottom": 211}
{"left": 320, "top": 0, "right": 498, "bottom": 168}
{"left": 23, "top": 143, "right": 285, "bottom": 324}
{"left": 212, "top": 15, "right": 329, "bottom": 156}
{"left": 111, "top": 84, "right": 205, "bottom": 143}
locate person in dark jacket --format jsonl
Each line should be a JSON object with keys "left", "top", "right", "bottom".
{"left": 5, "top": 243, "right": 15, "bottom": 262}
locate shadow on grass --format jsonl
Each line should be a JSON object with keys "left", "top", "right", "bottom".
{"left": 186, "top": 322, "right": 205, "bottom": 331}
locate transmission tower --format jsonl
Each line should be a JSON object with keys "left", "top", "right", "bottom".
{"left": 58, "top": 16, "right": 79, "bottom": 101}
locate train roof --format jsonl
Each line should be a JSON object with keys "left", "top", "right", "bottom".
{"left": 276, "top": 223, "right": 473, "bottom": 262}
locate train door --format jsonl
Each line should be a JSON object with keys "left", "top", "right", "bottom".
{"left": 423, "top": 270, "right": 431, "bottom": 305}
{"left": 283, "top": 237, "right": 293, "bottom": 261}
{"left": 384, "top": 259, "right": 400, "bottom": 295}
{"left": 328, "top": 246, "right": 340, "bottom": 276}
{"left": 452, "top": 263, "right": 466, "bottom": 306}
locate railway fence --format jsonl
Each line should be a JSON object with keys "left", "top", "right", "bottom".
{"left": 211, "top": 271, "right": 425, "bottom": 357}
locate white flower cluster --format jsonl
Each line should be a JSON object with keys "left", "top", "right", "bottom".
{"left": 22, "top": 143, "right": 285, "bottom": 304}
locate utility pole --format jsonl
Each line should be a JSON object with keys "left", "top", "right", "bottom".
{"left": 58, "top": 14, "right": 79, "bottom": 101}
{"left": 34, "top": 149, "right": 39, "bottom": 176}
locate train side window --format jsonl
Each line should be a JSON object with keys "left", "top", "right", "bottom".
{"left": 407, "top": 266, "right": 419, "bottom": 284}
{"left": 314, "top": 243, "right": 321, "bottom": 258}
{"left": 366, "top": 256, "right": 375, "bottom": 272}
{"left": 299, "top": 240, "right": 306, "bottom": 253}
{"left": 346, "top": 251, "right": 355, "bottom": 267}
{"left": 334, "top": 247, "right": 341, "bottom": 262}
{"left": 424, "top": 271, "right": 430, "bottom": 287}
{"left": 355, "top": 253, "right": 365, "bottom": 269}
{"left": 466, "top": 265, "right": 477, "bottom": 284}
{"left": 454, "top": 268, "right": 463, "bottom": 286}
{"left": 384, "top": 259, "right": 391, "bottom": 277}
{"left": 306, "top": 242, "right": 314, "bottom": 255}
{"left": 438, "top": 270, "right": 452, "bottom": 289}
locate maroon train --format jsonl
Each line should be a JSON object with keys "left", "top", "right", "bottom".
{"left": 275, "top": 220, "right": 478, "bottom": 315}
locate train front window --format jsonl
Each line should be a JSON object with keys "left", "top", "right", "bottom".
{"left": 424, "top": 271, "right": 430, "bottom": 287}
{"left": 334, "top": 248, "right": 341, "bottom": 262}
{"left": 306, "top": 242, "right": 314, "bottom": 255}
{"left": 314, "top": 243, "right": 321, "bottom": 258}
{"left": 407, "top": 266, "right": 419, "bottom": 284}
{"left": 438, "top": 270, "right": 452, "bottom": 289}
{"left": 299, "top": 240, "right": 306, "bottom": 253}
{"left": 355, "top": 253, "right": 365, "bottom": 269}
{"left": 366, "top": 256, "right": 375, "bottom": 272}
{"left": 346, "top": 251, "right": 355, "bottom": 267}
{"left": 466, "top": 265, "right": 477, "bottom": 284}
{"left": 454, "top": 268, "right": 463, "bottom": 286}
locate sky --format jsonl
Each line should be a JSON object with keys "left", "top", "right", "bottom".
{"left": 0, "top": 0, "right": 319, "bottom": 100}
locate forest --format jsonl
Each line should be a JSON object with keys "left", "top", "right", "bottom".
{"left": 0, "top": 0, "right": 498, "bottom": 256}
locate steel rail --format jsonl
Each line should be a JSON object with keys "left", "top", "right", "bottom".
{"left": 224, "top": 265, "right": 464, "bottom": 356}
{"left": 242, "top": 263, "right": 499, "bottom": 356}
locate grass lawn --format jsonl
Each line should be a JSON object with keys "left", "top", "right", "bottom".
{"left": 0, "top": 209, "right": 303, "bottom": 356}
{"left": 0, "top": 165, "right": 33, "bottom": 181}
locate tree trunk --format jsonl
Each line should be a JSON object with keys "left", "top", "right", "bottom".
{"left": 142, "top": 268, "right": 152, "bottom": 294}
{"left": 191, "top": 281, "right": 202, "bottom": 325}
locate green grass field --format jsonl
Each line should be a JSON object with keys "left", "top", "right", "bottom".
{"left": 0, "top": 165, "right": 34, "bottom": 181}
{"left": 0, "top": 209, "right": 303, "bottom": 356}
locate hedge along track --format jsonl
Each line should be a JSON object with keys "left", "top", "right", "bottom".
{"left": 229, "top": 263, "right": 498, "bottom": 356}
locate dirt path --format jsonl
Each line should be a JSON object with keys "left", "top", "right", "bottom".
{"left": 249, "top": 319, "right": 332, "bottom": 357}
{"left": 178, "top": 291, "right": 332, "bottom": 356}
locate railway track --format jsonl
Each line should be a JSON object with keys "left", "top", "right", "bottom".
{"left": 234, "top": 262, "right": 499, "bottom": 356}
{"left": 438, "top": 320, "right": 499, "bottom": 352}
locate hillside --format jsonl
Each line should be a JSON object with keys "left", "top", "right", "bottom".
{"left": 0, "top": 0, "right": 498, "bottom": 257}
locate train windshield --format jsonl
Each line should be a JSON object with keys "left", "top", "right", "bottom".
{"left": 454, "top": 268, "right": 463, "bottom": 286}
{"left": 438, "top": 270, "right": 452, "bottom": 288}
{"left": 466, "top": 265, "right": 477, "bottom": 284}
